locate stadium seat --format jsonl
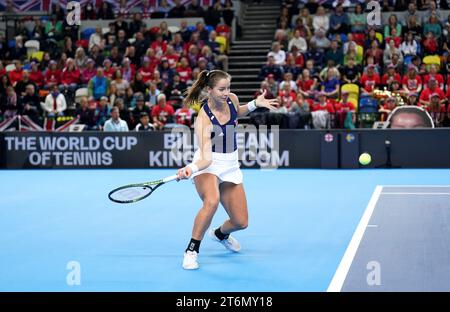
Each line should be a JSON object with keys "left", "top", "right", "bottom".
{"left": 5, "top": 64, "right": 16, "bottom": 72}
{"left": 31, "top": 51, "right": 44, "bottom": 62}
{"left": 205, "top": 25, "right": 214, "bottom": 33}
{"left": 356, "top": 45, "right": 364, "bottom": 60}
{"left": 25, "top": 40, "right": 40, "bottom": 59}
{"left": 341, "top": 84, "right": 360, "bottom": 97}
{"left": 168, "top": 26, "right": 180, "bottom": 33}
{"left": 353, "top": 33, "right": 365, "bottom": 46}
{"left": 375, "top": 32, "right": 383, "bottom": 43}
{"left": 423, "top": 55, "right": 441, "bottom": 68}
{"left": 215, "top": 35, "right": 228, "bottom": 54}
{"left": 81, "top": 28, "right": 96, "bottom": 40}
{"left": 348, "top": 97, "right": 359, "bottom": 111}
{"left": 187, "top": 25, "right": 197, "bottom": 33}
{"left": 75, "top": 88, "right": 89, "bottom": 104}
{"left": 359, "top": 97, "right": 378, "bottom": 113}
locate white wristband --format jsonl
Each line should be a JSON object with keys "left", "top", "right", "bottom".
{"left": 187, "top": 163, "right": 199, "bottom": 174}
{"left": 247, "top": 100, "right": 257, "bottom": 112}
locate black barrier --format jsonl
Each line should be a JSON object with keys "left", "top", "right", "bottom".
{"left": 0, "top": 129, "right": 449, "bottom": 169}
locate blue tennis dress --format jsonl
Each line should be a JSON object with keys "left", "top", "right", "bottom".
{"left": 191, "top": 97, "right": 243, "bottom": 184}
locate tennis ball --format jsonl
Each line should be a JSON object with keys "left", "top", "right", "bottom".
{"left": 359, "top": 153, "right": 371, "bottom": 166}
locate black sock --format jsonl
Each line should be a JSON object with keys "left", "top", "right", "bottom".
{"left": 186, "top": 238, "right": 201, "bottom": 253}
{"left": 215, "top": 227, "right": 230, "bottom": 240}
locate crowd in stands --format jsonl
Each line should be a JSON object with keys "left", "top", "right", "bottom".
{"left": 0, "top": 0, "right": 233, "bottom": 131}
{"left": 255, "top": 0, "right": 450, "bottom": 128}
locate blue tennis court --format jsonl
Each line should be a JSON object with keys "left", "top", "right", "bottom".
{"left": 1, "top": 169, "right": 449, "bottom": 291}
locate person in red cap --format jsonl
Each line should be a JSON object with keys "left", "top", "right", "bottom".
{"left": 425, "top": 92, "right": 446, "bottom": 126}
{"left": 360, "top": 64, "right": 381, "bottom": 96}
{"left": 402, "top": 64, "right": 422, "bottom": 93}
{"left": 419, "top": 77, "right": 445, "bottom": 107}
{"left": 379, "top": 96, "right": 398, "bottom": 121}
{"left": 312, "top": 91, "right": 335, "bottom": 113}
{"left": 382, "top": 64, "right": 402, "bottom": 86}
{"left": 334, "top": 90, "right": 356, "bottom": 128}
{"left": 423, "top": 64, "right": 444, "bottom": 89}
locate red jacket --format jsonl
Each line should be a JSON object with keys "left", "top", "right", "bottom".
{"left": 29, "top": 70, "right": 45, "bottom": 87}
{"left": 61, "top": 68, "right": 81, "bottom": 85}
{"left": 45, "top": 69, "right": 61, "bottom": 85}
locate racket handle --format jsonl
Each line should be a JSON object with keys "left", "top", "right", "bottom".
{"left": 163, "top": 174, "right": 179, "bottom": 183}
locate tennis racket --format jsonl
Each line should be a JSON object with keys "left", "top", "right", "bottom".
{"left": 108, "top": 174, "right": 178, "bottom": 204}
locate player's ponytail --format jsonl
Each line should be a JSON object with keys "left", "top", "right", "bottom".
{"left": 184, "top": 70, "right": 231, "bottom": 107}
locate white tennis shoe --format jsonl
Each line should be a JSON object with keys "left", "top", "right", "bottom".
{"left": 209, "top": 228, "right": 241, "bottom": 252}
{"left": 182, "top": 250, "right": 199, "bottom": 270}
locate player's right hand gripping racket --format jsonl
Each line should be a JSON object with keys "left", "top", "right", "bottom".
{"left": 108, "top": 174, "right": 178, "bottom": 204}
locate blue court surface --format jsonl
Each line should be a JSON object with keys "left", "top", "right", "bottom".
{"left": 1, "top": 169, "right": 449, "bottom": 291}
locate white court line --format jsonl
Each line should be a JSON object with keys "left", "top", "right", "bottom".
{"left": 382, "top": 192, "right": 450, "bottom": 195}
{"left": 327, "top": 185, "right": 383, "bottom": 292}
{"left": 382, "top": 185, "right": 450, "bottom": 188}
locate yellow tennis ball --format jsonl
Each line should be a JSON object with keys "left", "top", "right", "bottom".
{"left": 359, "top": 153, "right": 371, "bottom": 166}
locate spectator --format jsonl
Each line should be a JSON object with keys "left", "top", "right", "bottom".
{"left": 297, "top": 68, "right": 317, "bottom": 98}
{"left": 97, "top": 2, "right": 114, "bottom": 20}
{"left": 135, "top": 112, "right": 155, "bottom": 131}
{"left": 176, "top": 57, "right": 193, "bottom": 84}
{"left": 267, "top": 42, "right": 286, "bottom": 66}
{"left": 132, "top": 93, "right": 151, "bottom": 124}
{"left": 312, "top": 6, "right": 329, "bottom": 33}
{"left": 174, "top": 102, "right": 195, "bottom": 127}
{"left": 77, "top": 97, "right": 98, "bottom": 129}
{"left": 341, "top": 57, "right": 361, "bottom": 84}
{"left": 9, "top": 60, "right": 23, "bottom": 87}
{"left": 423, "top": 13, "right": 442, "bottom": 39}
{"left": 259, "top": 56, "right": 283, "bottom": 81}
{"left": 60, "top": 58, "right": 81, "bottom": 100}
{"left": 350, "top": 4, "right": 366, "bottom": 33}
{"left": 402, "top": 65, "right": 423, "bottom": 94}
{"left": 155, "top": 0, "right": 171, "bottom": 17}
{"left": 42, "top": 85, "right": 67, "bottom": 117}
{"left": 204, "top": 1, "right": 222, "bottom": 28}
{"left": 288, "top": 29, "right": 308, "bottom": 53}
{"left": 74, "top": 47, "right": 88, "bottom": 69}
{"left": 382, "top": 64, "right": 402, "bottom": 86}
{"left": 360, "top": 64, "right": 381, "bottom": 96}
{"left": 111, "top": 69, "right": 130, "bottom": 97}
{"left": 15, "top": 70, "right": 35, "bottom": 97}
{"left": 96, "top": 96, "right": 111, "bottom": 129}
{"left": 426, "top": 93, "right": 446, "bottom": 126}
{"left": 168, "top": 0, "right": 186, "bottom": 18}
{"left": 104, "top": 106, "right": 129, "bottom": 131}
{"left": 164, "top": 73, "right": 186, "bottom": 100}
{"left": 44, "top": 60, "right": 62, "bottom": 89}
{"left": 151, "top": 93, "right": 175, "bottom": 130}
{"left": 321, "top": 68, "right": 340, "bottom": 98}
{"left": 26, "top": 62, "right": 44, "bottom": 89}
{"left": 1, "top": 86, "right": 19, "bottom": 119}
{"left": 148, "top": 82, "right": 162, "bottom": 106}
{"left": 400, "top": 32, "right": 419, "bottom": 57}
{"left": 424, "top": 64, "right": 444, "bottom": 90}
{"left": 222, "top": 0, "right": 234, "bottom": 27}
{"left": 379, "top": 96, "right": 398, "bottom": 121}
{"left": 324, "top": 40, "right": 343, "bottom": 68}
{"left": 310, "top": 29, "right": 331, "bottom": 53}
{"left": 329, "top": 4, "right": 349, "bottom": 35}
{"left": 419, "top": 77, "right": 445, "bottom": 106}
{"left": 186, "top": 1, "right": 204, "bottom": 17}
{"left": 384, "top": 14, "right": 402, "bottom": 39}
{"left": 422, "top": 31, "right": 439, "bottom": 55}
{"left": 20, "top": 84, "right": 41, "bottom": 120}
{"left": 88, "top": 67, "right": 110, "bottom": 100}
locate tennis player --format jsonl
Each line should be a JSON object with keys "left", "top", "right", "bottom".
{"left": 176, "top": 70, "right": 278, "bottom": 270}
